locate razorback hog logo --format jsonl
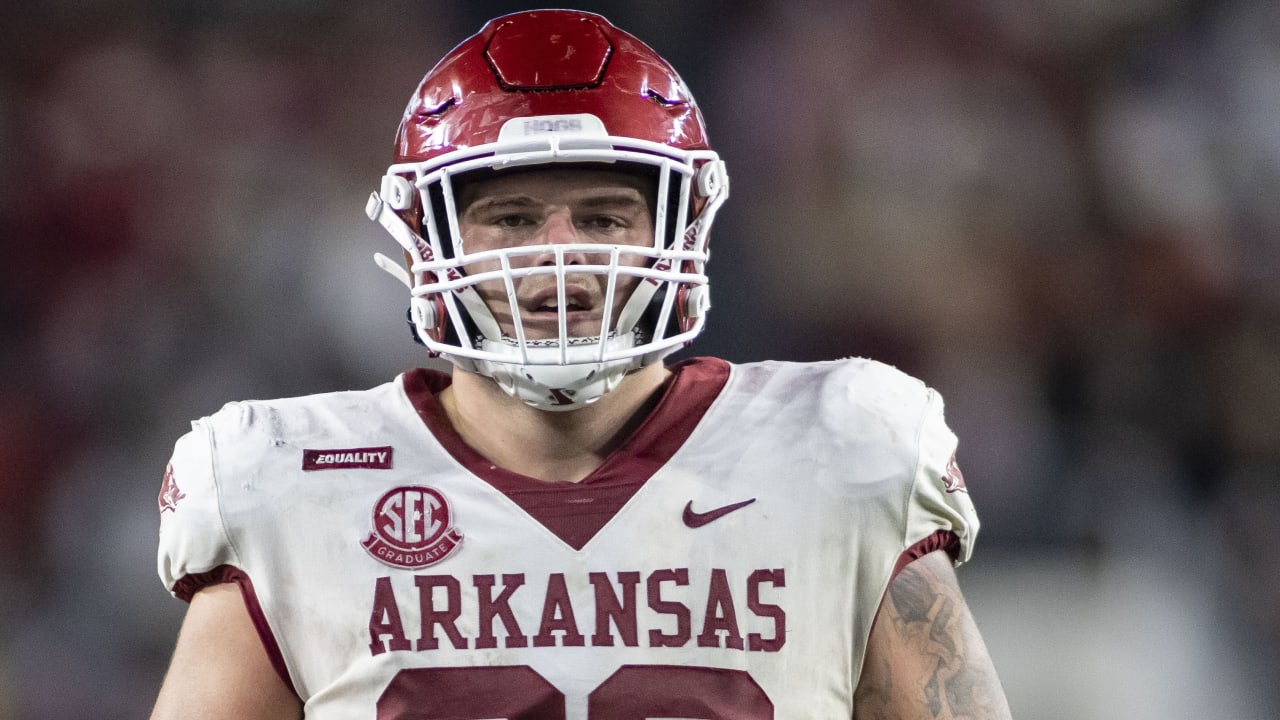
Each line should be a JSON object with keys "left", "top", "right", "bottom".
{"left": 362, "top": 486, "right": 463, "bottom": 570}
{"left": 942, "top": 454, "right": 968, "bottom": 494}
{"left": 158, "top": 463, "right": 186, "bottom": 513}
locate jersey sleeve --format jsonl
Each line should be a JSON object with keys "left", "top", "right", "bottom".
{"left": 905, "top": 388, "right": 980, "bottom": 565}
{"left": 156, "top": 414, "right": 242, "bottom": 601}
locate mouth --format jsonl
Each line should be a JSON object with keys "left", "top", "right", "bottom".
{"left": 529, "top": 301, "right": 593, "bottom": 319}
{"left": 518, "top": 287, "right": 605, "bottom": 335}
{"left": 523, "top": 286, "right": 595, "bottom": 316}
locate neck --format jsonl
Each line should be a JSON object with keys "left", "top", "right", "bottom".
{"left": 439, "top": 363, "right": 671, "bottom": 483}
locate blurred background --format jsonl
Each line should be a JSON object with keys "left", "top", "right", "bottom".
{"left": 1, "top": 0, "right": 1278, "bottom": 717}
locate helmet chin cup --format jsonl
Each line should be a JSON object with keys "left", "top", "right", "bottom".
{"left": 475, "top": 334, "right": 643, "bottom": 411}
{"left": 485, "top": 361, "right": 623, "bottom": 411}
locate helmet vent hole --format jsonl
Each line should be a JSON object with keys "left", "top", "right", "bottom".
{"left": 412, "top": 97, "right": 457, "bottom": 125}
{"left": 646, "top": 88, "right": 685, "bottom": 107}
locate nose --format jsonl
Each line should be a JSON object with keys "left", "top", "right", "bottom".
{"left": 535, "top": 207, "right": 588, "bottom": 266}
{"left": 537, "top": 207, "right": 578, "bottom": 245}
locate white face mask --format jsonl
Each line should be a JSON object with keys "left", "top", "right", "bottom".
{"left": 369, "top": 114, "right": 728, "bottom": 411}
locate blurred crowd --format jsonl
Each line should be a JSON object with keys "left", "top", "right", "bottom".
{"left": 1, "top": 1, "right": 1277, "bottom": 718}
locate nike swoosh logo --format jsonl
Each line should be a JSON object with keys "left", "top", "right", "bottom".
{"left": 682, "top": 498, "right": 757, "bottom": 528}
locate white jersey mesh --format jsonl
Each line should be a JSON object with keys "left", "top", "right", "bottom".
{"left": 157, "top": 357, "right": 979, "bottom": 718}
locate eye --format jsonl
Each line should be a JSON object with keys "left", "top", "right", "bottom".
{"left": 495, "top": 214, "right": 533, "bottom": 228}
{"left": 583, "top": 215, "right": 626, "bottom": 230}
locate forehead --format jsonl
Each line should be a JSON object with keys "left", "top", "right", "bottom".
{"left": 457, "top": 166, "right": 655, "bottom": 206}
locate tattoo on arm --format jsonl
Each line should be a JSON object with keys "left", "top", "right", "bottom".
{"left": 858, "top": 552, "right": 1011, "bottom": 719}
{"left": 888, "top": 565, "right": 934, "bottom": 624}
{"left": 924, "top": 659, "right": 943, "bottom": 716}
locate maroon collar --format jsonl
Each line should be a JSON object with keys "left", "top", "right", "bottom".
{"left": 401, "top": 357, "right": 730, "bottom": 549}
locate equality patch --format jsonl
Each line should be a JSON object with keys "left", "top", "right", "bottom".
{"left": 303, "top": 446, "right": 394, "bottom": 471}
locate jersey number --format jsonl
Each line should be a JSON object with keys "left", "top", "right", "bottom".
{"left": 377, "top": 664, "right": 772, "bottom": 718}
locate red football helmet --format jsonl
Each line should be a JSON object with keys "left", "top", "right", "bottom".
{"left": 367, "top": 9, "right": 729, "bottom": 410}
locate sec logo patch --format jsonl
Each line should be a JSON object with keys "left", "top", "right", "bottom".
{"left": 361, "top": 486, "right": 463, "bottom": 569}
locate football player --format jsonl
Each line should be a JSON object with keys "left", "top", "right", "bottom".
{"left": 151, "top": 9, "right": 1011, "bottom": 719}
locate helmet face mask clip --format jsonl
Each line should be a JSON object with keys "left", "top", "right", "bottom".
{"left": 368, "top": 10, "right": 728, "bottom": 411}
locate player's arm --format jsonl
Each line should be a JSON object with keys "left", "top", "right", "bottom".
{"left": 853, "top": 549, "right": 1012, "bottom": 719}
{"left": 151, "top": 582, "right": 303, "bottom": 720}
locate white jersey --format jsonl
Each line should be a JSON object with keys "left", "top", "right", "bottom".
{"left": 157, "top": 357, "right": 979, "bottom": 718}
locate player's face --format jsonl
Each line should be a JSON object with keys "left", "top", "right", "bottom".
{"left": 456, "top": 168, "right": 657, "bottom": 340}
